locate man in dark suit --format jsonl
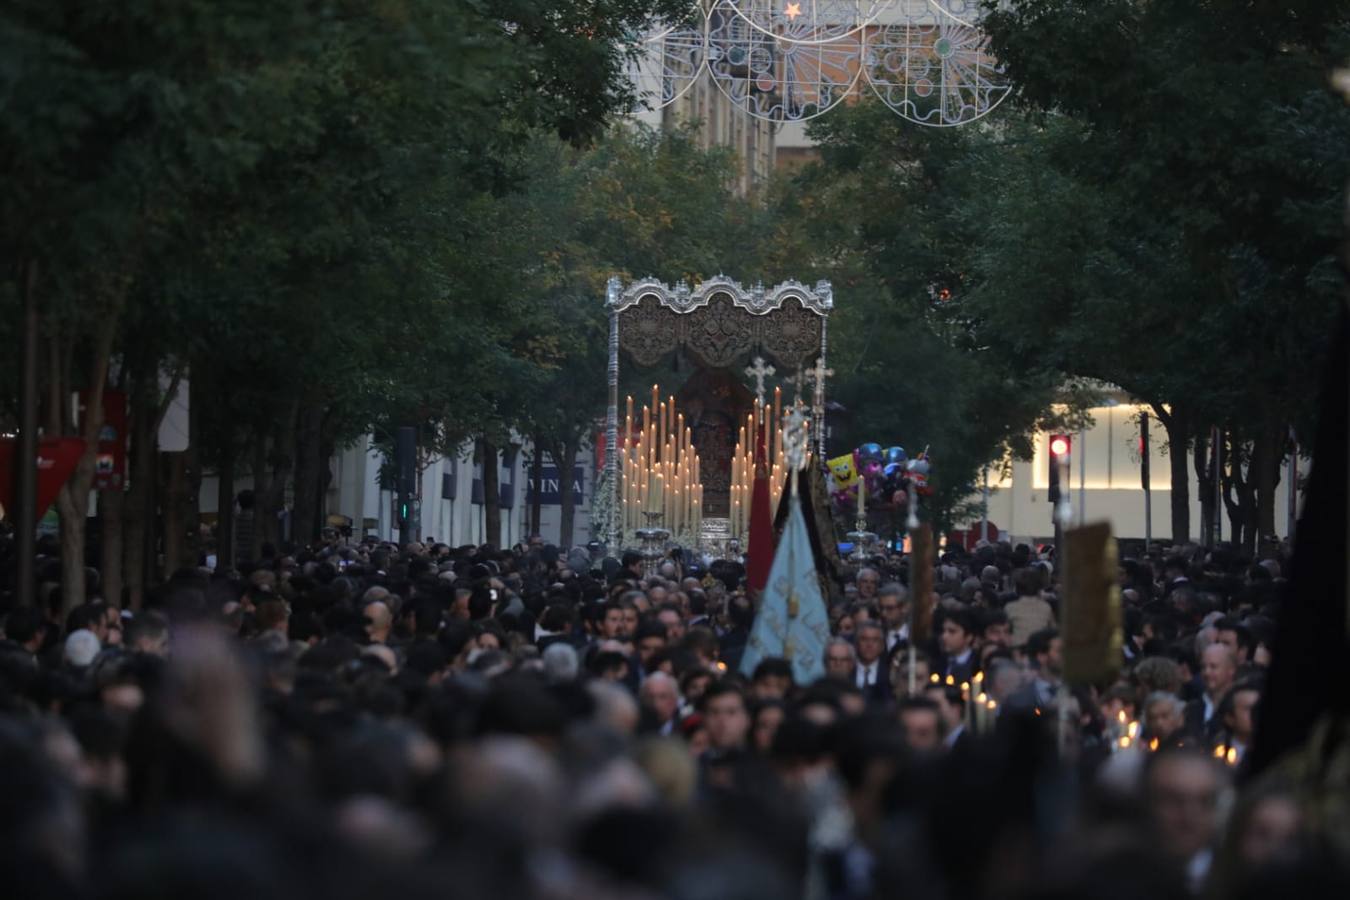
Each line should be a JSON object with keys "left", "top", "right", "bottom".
{"left": 1184, "top": 642, "right": 1237, "bottom": 742}
{"left": 877, "top": 582, "right": 910, "bottom": 660}
{"left": 852, "top": 622, "right": 893, "bottom": 705}
{"left": 925, "top": 682, "right": 971, "bottom": 752}
{"left": 935, "top": 607, "right": 980, "bottom": 684}
{"left": 1005, "top": 628, "right": 1063, "bottom": 714}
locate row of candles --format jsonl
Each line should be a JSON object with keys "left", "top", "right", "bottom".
{"left": 620, "top": 386, "right": 704, "bottom": 540}
{"left": 931, "top": 671, "right": 999, "bottom": 735}
{"left": 728, "top": 386, "right": 797, "bottom": 542}
{"left": 1114, "top": 711, "right": 1237, "bottom": 764}
{"left": 927, "top": 682, "right": 1241, "bottom": 766}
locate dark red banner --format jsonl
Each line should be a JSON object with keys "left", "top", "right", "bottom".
{"left": 0, "top": 437, "right": 88, "bottom": 521}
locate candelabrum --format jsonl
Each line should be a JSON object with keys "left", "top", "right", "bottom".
{"left": 846, "top": 486, "right": 877, "bottom": 563}
{"left": 635, "top": 511, "right": 671, "bottom": 578}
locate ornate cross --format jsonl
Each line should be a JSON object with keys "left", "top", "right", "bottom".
{"left": 744, "top": 356, "right": 775, "bottom": 406}
{"left": 806, "top": 357, "right": 833, "bottom": 458}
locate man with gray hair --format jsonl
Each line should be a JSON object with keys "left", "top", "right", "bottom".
{"left": 876, "top": 582, "right": 909, "bottom": 654}
{"left": 855, "top": 567, "right": 880, "bottom": 603}
{"left": 639, "top": 671, "right": 681, "bottom": 735}
{"left": 1143, "top": 691, "right": 1188, "bottom": 746}
{"left": 542, "top": 642, "right": 580, "bottom": 684}
{"left": 823, "top": 638, "right": 856, "bottom": 682}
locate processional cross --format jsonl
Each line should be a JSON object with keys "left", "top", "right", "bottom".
{"left": 744, "top": 356, "right": 775, "bottom": 406}
{"left": 806, "top": 357, "right": 833, "bottom": 456}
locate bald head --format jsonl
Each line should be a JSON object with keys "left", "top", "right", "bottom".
{"left": 1200, "top": 642, "right": 1236, "bottom": 698}
{"left": 364, "top": 601, "right": 393, "bottom": 644}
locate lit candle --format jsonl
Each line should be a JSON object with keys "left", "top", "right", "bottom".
{"left": 658, "top": 402, "right": 666, "bottom": 468}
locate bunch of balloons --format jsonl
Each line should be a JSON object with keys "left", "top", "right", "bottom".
{"left": 826, "top": 443, "right": 934, "bottom": 515}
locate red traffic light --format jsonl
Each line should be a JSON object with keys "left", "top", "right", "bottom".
{"left": 1049, "top": 435, "right": 1071, "bottom": 458}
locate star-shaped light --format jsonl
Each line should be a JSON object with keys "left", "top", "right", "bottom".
{"left": 784, "top": 2, "right": 802, "bottom": 21}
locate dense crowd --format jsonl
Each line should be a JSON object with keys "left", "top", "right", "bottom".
{"left": 0, "top": 527, "right": 1340, "bottom": 899}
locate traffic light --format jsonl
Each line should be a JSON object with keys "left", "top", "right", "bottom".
{"left": 1048, "top": 433, "right": 1071, "bottom": 501}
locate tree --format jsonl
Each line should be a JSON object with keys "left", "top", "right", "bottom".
{"left": 976, "top": 0, "right": 1350, "bottom": 549}
{"left": 1, "top": 0, "right": 687, "bottom": 605}
{"left": 751, "top": 104, "right": 1089, "bottom": 532}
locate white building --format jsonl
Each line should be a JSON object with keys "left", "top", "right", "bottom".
{"left": 199, "top": 437, "right": 594, "bottom": 549}
{"left": 954, "top": 398, "right": 1305, "bottom": 546}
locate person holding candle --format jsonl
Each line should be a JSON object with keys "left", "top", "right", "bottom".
{"left": 935, "top": 608, "right": 980, "bottom": 683}
{"left": 1212, "top": 677, "right": 1263, "bottom": 766}
{"left": 1184, "top": 643, "right": 1237, "bottom": 743}
{"left": 924, "top": 682, "right": 970, "bottom": 752}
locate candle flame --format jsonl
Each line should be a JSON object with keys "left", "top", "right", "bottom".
{"left": 1118, "top": 736, "right": 1131, "bottom": 749}
{"left": 945, "top": 675, "right": 955, "bottom": 686}
{"left": 1148, "top": 737, "right": 1159, "bottom": 752}
{"left": 1213, "top": 745, "right": 1226, "bottom": 760}
{"left": 1226, "top": 747, "right": 1238, "bottom": 766}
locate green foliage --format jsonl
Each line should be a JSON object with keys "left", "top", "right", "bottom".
{"left": 761, "top": 103, "right": 1084, "bottom": 528}
{"left": 980, "top": 0, "right": 1350, "bottom": 439}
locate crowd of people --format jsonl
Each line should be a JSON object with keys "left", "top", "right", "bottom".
{"left": 0, "top": 527, "right": 1342, "bottom": 899}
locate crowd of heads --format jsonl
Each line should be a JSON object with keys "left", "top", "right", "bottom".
{"left": 0, "top": 526, "right": 1343, "bottom": 899}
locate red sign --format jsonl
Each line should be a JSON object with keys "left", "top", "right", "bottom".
{"left": 78, "top": 390, "right": 126, "bottom": 490}
{"left": 0, "top": 437, "right": 87, "bottom": 521}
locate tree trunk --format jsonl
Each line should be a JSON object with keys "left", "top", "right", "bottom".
{"left": 249, "top": 431, "right": 269, "bottom": 559}
{"left": 56, "top": 485, "right": 90, "bottom": 613}
{"left": 55, "top": 322, "right": 116, "bottom": 614}
{"left": 161, "top": 451, "right": 187, "bottom": 575}
{"left": 481, "top": 438, "right": 500, "bottom": 549}
{"left": 256, "top": 402, "right": 297, "bottom": 555}
{"left": 100, "top": 487, "right": 124, "bottom": 607}
{"left": 1254, "top": 425, "right": 1281, "bottom": 543}
{"left": 180, "top": 378, "right": 202, "bottom": 571}
{"left": 317, "top": 428, "right": 336, "bottom": 537}
{"left": 1194, "top": 426, "right": 1215, "bottom": 547}
{"left": 1154, "top": 403, "right": 1190, "bottom": 544}
{"left": 123, "top": 373, "right": 156, "bottom": 609}
{"left": 1219, "top": 428, "right": 1258, "bottom": 554}
{"left": 529, "top": 438, "right": 544, "bottom": 538}
{"left": 292, "top": 402, "right": 324, "bottom": 547}
{"left": 558, "top": 439, "right": 580, "bottom": 550}
{"left": 217, "top": 447, "right": 235, "bottom": 570}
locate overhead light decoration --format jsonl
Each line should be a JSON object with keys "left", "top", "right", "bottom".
{"left": 625, "top": 1, "right": 1011, "bottom": 127}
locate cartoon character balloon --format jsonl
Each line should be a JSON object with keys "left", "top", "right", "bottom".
{"left": 827, "top": 453, "right": 861, "bottom": 511}
{"left": 855, "top": 442, "right": 885, "bottom": 496}
{"left": 907, "top": 454, "right": 933, "bottom": 497}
